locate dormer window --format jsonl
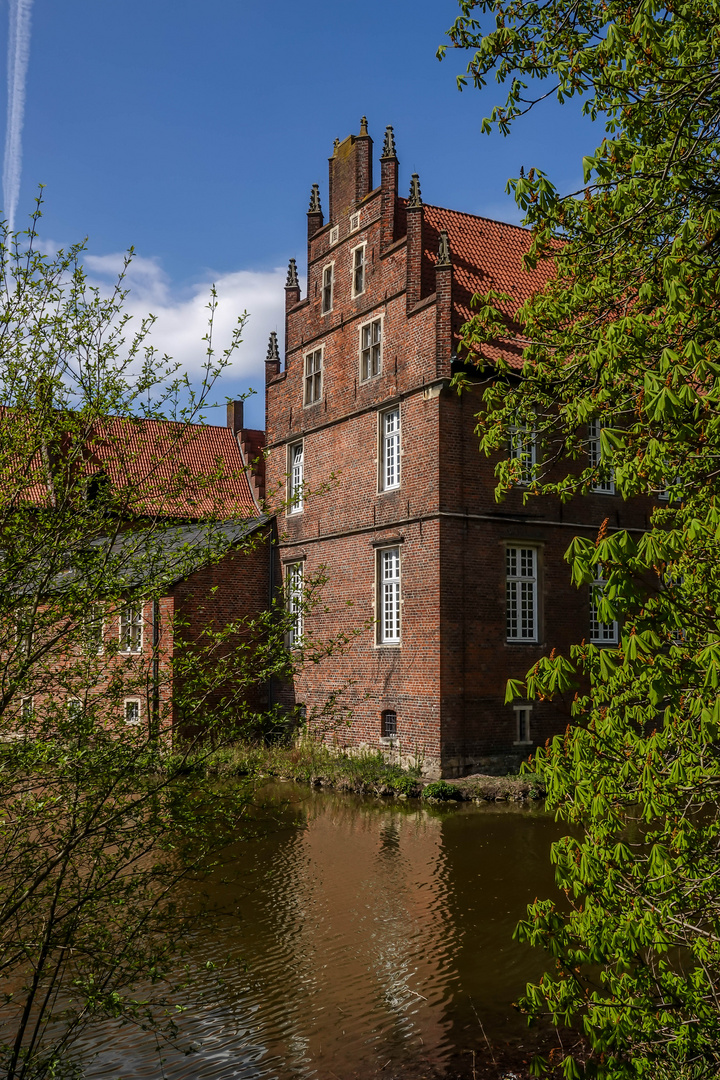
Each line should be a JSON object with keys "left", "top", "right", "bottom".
{"left": 321, "top": 264, "right": 334, "bottom": 314}
{"left": 352, "top": 244, "right": 366, "bottom": 297}
{"left": 349, "top": 211, "right": 360, "bottom": 232}
{"left": 329, "top": 225, "right": 339, "bottom": 245}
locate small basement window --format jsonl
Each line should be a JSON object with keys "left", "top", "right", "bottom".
{"left": 381, "top": 710, "right": 397, "bottom": 738}
{"left": 514, "top": 705, "right": 532, "bottom": 745}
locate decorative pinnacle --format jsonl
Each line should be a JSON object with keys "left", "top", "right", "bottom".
{"left": 359, "top": 116, "right": 369, "bottom": 136}
{"left": 407, "top": 173, "right": 422, "bottom": 208}
{"left": 333, "top": 137, "right": 340, "bottom": 155}
{"left": 308, "top": 183, "right": 322, "bottom": 214}
{"left": 266, "top": 331, "right": 280, "bottom": 362}
{"left": 285, "top": 258, "right": 299, "bottom": 289}
{"left": 381, "top": 125, "right": 397, "bottom": 160}
{"left": 436, "top": 230, "right": 451, "bottom": 268}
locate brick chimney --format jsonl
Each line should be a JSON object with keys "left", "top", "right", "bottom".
{"left": 328, "top": 117, "right": 373, "bottom": 222}
{"left": 227, "top": 398, "right": 244, "bottom": 433}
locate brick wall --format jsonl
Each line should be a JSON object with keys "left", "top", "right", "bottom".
{"left": 265, "top": 121, "right": 656, "bottom": 777}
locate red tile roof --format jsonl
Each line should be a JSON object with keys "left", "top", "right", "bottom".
{"left": 88, "top": 417, "right": 259, "bottom": 518}
{"left": 422, "top": 203, "right": 555, "bottom": 369}
{"left": 4, "top": 411, "right": 259, "bottom": 517}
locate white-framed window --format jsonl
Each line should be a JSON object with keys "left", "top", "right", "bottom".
{"left": 378, "top": 546, "right": 401, "bottom": 645}
{"left": 21, "top": 696, "right": 34, "bottom": 722}
{"left": 381, "top": 709, "right": 397, "bottom": 739}
{"left": 288, "top": 441, "right": 304, "bottom": 515}
{"left": 304, "top": 347, "right": 323, "bottom": 405}
{"left": 588, "top": 420, "right": 615, "bottom": 494}
{"left": 321, "top": 263, "right": 334, "bottom": 314}
{"left": 349, "top": 211, "right": 360, "bottom": 232}
{"left": 351, "top": 244, "right": 366, "bottom": 297}
{"left": 509, "top": 419, "right": 536, "bottom": 485}
{"left": 379, "top": 407, "right": 401, "bottom": 491}
{"left": 360, "top": 317, "right": 382, "bottom": 382}
{"left": 506, "top": 546, "right": 538, "bottom": 643}
{"left": 286, "top": 562, "right": 304, "bottom": 647}
{"left": 329, "top": 225, "right": 339, "bottom": 246}
{"left": 514, "top": 705, "right": 532, "bottom": 744}
{"left": 15, "top": 612, "right": 32, "bottom": 659}
{"left": 119, "top": 603, "right": 143, "bottom": 654}
{"left": 124, "top": 698, "right": 141, "bottom": 725}
{"left": 589, "top": 565, "right": 618, "bottom": 644}
{"left": 83, "top": 605, "right": 104, "bottom": 655}
{"left": 67, "top": 698, "right": 83, "bottom": 721}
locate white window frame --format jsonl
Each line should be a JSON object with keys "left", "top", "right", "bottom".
{"left": 321, "top": 262, "right": 334, "bottom": 315}
{"left": 67, "top": 697, "right": 83, "bottom": 721}
{"left": 379, "top": 407, "right": 401, "bottom": 491}
{"left": 377, "top": 546, "right": 401, "bottom": 645}
{"left": 329, "top": 225, "right": 339, "bottom": 246}
{"left": 349, "top": 211, "right": 361, "bottom": 233}
{"left": 506, "top": 546, "right": 539, "bottom": 643}
{"left": 359, "top": 316, "right": 382, "bottom": 382}
{"left": 83, "top": 604, "right": 105, "bottom": 655}
{"left": 287, "top": 440, "right": 304, "bottom": 515}
{"left": 119, "top": 603, "right": 143, "bottom": 654}
{"left": 514, "top": 704, "right": 532, "bottom": 745}
{"left": 589, "top": 565, "right": 618, "bottom": 645}
{"left": 351, "top": 242, "right": 366, "bottom": 298}
{"left": 15, "top": 612, "right": 32, "bottom": 659}
{"left": 124, "top": 697, "right": 142, "bottom": 725}
{"left": 588, "top": 420, "right": 615, "bottom": 494}
{"left": 509, "top": 419, "right": 537, "bottom": 485}
{"left": 286, "top": 562, "right": 304, "bottom": 648}
{"left": 21, "top": 696, "right": 34, "bottom": 722}
{"left": 303, "top": 347, "right": 323, "bottom": 406}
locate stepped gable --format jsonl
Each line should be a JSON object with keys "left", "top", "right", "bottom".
{"left": 91, "top": 417, "right": 258, "bottom": 518}
{"left": 422, "top": 203, "right": 554, "bottom": 368}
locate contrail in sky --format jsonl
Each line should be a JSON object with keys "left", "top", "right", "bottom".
{"left": 3, "top": 0, "right": 33, "bottom": 236}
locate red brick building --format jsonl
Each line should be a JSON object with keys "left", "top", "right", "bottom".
{"left": 263, "top": 120, "right": 653, "bottom": 778}
{"left": 14, "top": 414, "right": 272, "bottom": 740}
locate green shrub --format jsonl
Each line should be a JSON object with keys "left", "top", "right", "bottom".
{"left": 389, "top": 774, "right": 419, "bottom": 797}
{"left": 421, "top": 780, "right": 458, "bottom": 801}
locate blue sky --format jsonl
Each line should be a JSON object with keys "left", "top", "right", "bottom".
{"left": 6, "top": 0, "right": 596, "bottom": 428}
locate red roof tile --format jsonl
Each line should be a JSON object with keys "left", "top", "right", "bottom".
{"left": 422, "top": 203, "right": 554, "bottom": 369}
{"left": 89, "top": 417, "right": 258, "bottom": 518}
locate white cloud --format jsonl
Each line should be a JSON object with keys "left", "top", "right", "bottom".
{"left": 84, "top": 254, "right": 290, "bottom": 429}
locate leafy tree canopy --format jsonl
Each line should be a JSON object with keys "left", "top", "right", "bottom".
{"left": 0, "top": 206, "right": 352, "bottom": 1079}
{"left": 441, "top": 2, "right": 720, "bottom": 1078}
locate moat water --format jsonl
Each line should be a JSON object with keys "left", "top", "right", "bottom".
{"left": 84, "top": 782, "right": 566, "bottom": 1080}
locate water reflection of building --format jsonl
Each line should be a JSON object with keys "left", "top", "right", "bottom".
{"left": 249, "top": 793, "right": 460, "bottom": 1076}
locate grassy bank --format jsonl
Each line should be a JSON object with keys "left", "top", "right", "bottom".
{"left": 185, "top": 742, "right": 543, "bottom": 802}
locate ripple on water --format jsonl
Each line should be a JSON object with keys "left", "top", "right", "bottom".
{"left": 77, "top": 785, "right": 563, "bottom": 1080}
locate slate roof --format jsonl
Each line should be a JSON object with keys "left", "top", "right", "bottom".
{"left": 93, "top": 516, "right": 270, "bottom": 591}
{"left": 422, "top": 203, "right": 555, "bottom": 369}
{"left": 44, "top": 516, "right": 270, "bottom": 596}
